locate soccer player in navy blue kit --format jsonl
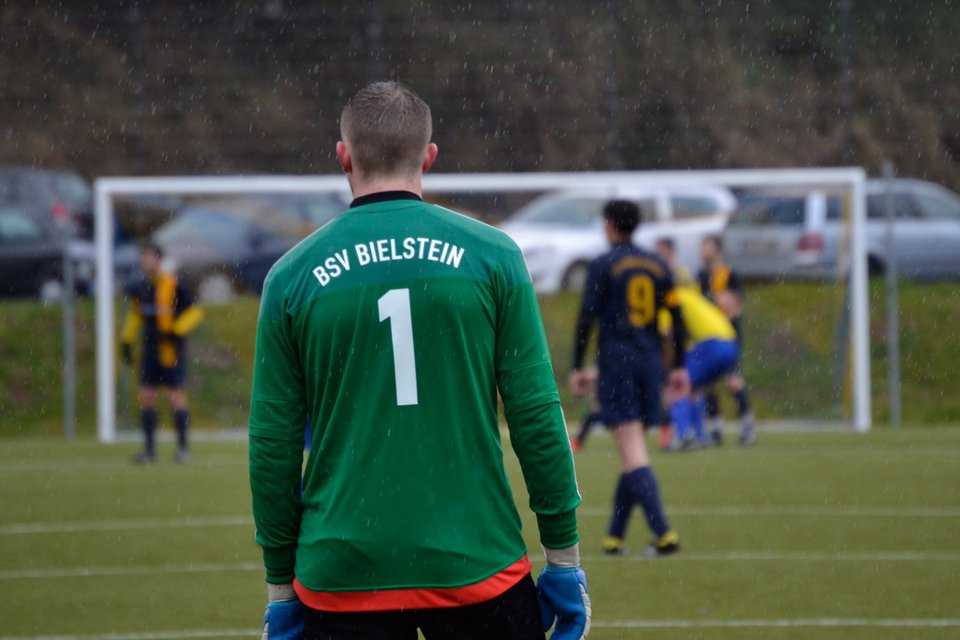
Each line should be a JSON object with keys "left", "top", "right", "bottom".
{"left": 569, "top": 200, "right": 687, "bottom": 556}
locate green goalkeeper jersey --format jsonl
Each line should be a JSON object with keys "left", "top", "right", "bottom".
{"left": 249, "top": 191, "right": 580, "bottom": 600}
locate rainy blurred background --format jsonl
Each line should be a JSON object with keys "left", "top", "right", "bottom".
{"left": 0, "top": 1, "right": 957, "bottom": 181}
{"left": 2, "top": 0, "right": 959, "bottom": 436}
{"left": 2, "top": 2, "right": 960, "bottom": 638}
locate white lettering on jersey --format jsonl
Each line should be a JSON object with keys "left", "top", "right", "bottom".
{"left": 312, "top": 249, "right": 351, "bottom": 286}
{"left": 311, "top": 238, "right": 465, "bottom": 287}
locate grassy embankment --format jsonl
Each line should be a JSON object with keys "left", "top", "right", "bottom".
{"left": 1, "top": 281, "right": 958, "bottom": 436}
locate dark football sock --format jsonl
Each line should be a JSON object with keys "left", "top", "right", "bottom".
{"left": 576, "top": 411, "right": 602, "bottom": 444}
{"left": 141, "top": 409, "right": 157, "bottom": 455}
{"left": 174, "top": 409, "right": 189, "bottom": 450}
{"left": 607, "top": 473, "right": 633, "bottom": 539}
{"left": 628, "top": 466, "right": 670, "bottom": 538}
{"left": 735, "top": 388, "right": 751, "bottom": 418}
{"left": 704, "top": 390, "right": 720, "bottom": 419}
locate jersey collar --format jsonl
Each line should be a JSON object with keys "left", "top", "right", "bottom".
{"left": 350, "top": 190, "right": 423, "bottom": 209}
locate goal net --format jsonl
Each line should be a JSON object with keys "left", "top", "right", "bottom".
{"left": 91, "top": 169, "right": 871, "bottom": 443}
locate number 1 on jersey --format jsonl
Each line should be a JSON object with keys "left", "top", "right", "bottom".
{"left": 378, "top": 288, "right": 419, "bottom": 406}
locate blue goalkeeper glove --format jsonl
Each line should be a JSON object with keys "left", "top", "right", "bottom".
{"left": 262, "top": 584, "right": 304, "bottom": 640}
{"left": 537, "top": 544, "right": 591, "bottom": 640}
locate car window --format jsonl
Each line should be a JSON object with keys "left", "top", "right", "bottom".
{"left": 247, "top": 193, "right": 346, "bottom": 229}
{"left": 825, "top": 197, "right": 843, "bottom": 221}
{"left": 0, "top": 176, "right": 29, "bottom": 203}
{"left": 302, "top": 200, "right": 346, "bottom": 226}
{"left": 670, "top": 196, "right": 720, "bottom": 220}
{"left": 51, "top": 174, "right": 93, "bottom": 209}
{"left": 155, "top": 210, "right": 253, "bottom": 252}
{"left": 866, "top": 194, "right": 921, "bottom": 219}
{"left": 911, "top": 192, "right": 960, "bottom": 221}
{"left": 0, "top": 209, "right": 45, "bottom": 241}
{"left": 729, "top": 197, "right": 804, "bottom": 226}
{"left": 285, "top": 194, "right": 347, "bottom": 227}
{"left": 512, "top": 197, "right": 603, "bottom": 226}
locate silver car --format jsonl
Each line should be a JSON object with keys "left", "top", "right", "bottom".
{"left": 723, "top": 179, "right": 960, "bottom": 280}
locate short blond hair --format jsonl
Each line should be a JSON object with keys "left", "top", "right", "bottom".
{"left": 340, "top": 81, "right": 432, "bottom": 178}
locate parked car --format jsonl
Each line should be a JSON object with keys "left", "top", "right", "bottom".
{"left": 723, "top": 178, "right": 960, "bottom": 280}
{"left": 721, "top": 191, "right": 840, "bottom": 279}
{"left": 499, "top": 186, "right": 737, "bottom": 293}
{"left": 0, "top": 167, "right": 94, "bottom": 239}
{"left": 0, "top": 204, "right": 71, "bottom": 300}
{"left": 152, "top": 191, "right": 350, "bottom": 302}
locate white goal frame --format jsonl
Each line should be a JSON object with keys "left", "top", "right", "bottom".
{"left": 93, "top": 169, "right": 871, "bottom": 442}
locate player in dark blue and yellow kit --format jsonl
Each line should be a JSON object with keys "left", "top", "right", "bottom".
{"left": 570, "top": 200, "right": 688, "bottom": 557}
{"left": 120, "top": 244, "right": 203, "bottom": 463}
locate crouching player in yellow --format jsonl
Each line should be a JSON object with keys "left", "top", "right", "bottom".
{"left": 658, "top": 285, "right": 741, "bottom": 449}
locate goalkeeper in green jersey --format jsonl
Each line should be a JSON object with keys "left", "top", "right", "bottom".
{"left": 250, "top": 82, "right": 589, "bottom": 640}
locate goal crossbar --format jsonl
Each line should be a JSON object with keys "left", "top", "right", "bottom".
{"left": 93, "top": 169, "right": 870, "bottom": 442}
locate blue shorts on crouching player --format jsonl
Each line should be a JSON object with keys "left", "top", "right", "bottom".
{"left": 670, "top": 338, "right": 739, "bottom": 444}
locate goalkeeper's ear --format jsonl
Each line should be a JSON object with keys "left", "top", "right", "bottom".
{"left": 421, "top": 143, "right": 438, "bottom": 174}
{"left": 336, "top": 141, "right": 353, "bottom": 174}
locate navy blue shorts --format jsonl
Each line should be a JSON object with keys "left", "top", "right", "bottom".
{"left": 141, "top": 354, "right": 186, "bottom": 388}
{"left": 686, "top": 339, "right": 739, "bottom": 388}
{"left": 597, "top": 351, "right": 665, "bottom": 427}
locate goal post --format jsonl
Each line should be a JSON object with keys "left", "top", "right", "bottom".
{"left": 93, "top": 168, "right": 871, "bottom": 443}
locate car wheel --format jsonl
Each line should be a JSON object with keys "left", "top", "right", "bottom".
{"left": 197, "top": 272, "right": 237, "bottom": 304}
{"left": 38, "top": 279, "right": 64, "bottom": 304}
{"left": 867, "top": 255, "right": 885, "bottom": 277}
{"left": 562, "top": 262, "right": 590, "bottom": 292}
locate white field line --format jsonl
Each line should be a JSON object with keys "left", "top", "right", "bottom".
{"left": 0, "top": 631, "right": 256, "bottom": 640}
{"left": 0, "top": 516, "right": 252, "bottom": 535}
{"left": 4, "top": 551, "right": 960, "bottom": 581}
{"left": 5, "top": 504, "right": 960, "bottom": 537}
{"left": 5, "top": 618, "right": 960, "bottom": 640}
{"left": 0, "top": 457, "right": 243, "bottom": 473}
{"left": 592, "top": 618, "right": 960, "bottom": 629}
{"left": 0, "top": 562, "right": 261, "bottom": 580}
{"left": 576, "top": 505, "right": 960, "bottom": 518}
{"left": 578, "top": 551, "right": 960, "bottom": 562}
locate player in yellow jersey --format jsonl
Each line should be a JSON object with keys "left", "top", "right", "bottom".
{"left": 658, "top": 286, "right": 738, "bottom": 447}
{"left": 657, "top": 239, "right": 748, "bottom": 448}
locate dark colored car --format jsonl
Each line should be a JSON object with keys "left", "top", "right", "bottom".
{"left": 0, "top": 204, "right": 70, "bottom": 299}
{"left": 0, "top": 167, "right": 94, "bottom": 239}
{"left": 152, "top": 191, "right": 350, "bottom": 302}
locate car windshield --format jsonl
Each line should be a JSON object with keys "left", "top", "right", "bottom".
{"left": 670, "top": 196, "right": 722, "bottom": 219}
{"left": 154, "top": 210, "right": 253, "bottom": 252}
{"left": 509, "top": 196, "right": 603, "bottom": 227}
{"left": 259, "top": 193, "right": 347, "bottom": 227}
{"left": 730, "top": 196, "right": 806, "bottom": 226}
{"left": 50, "top": 174, "right": 92, "bottom": 208}
{"left": 0, "top": 207, "right": 45, "bottom": 241}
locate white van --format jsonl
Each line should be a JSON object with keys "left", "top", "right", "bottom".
{"left": 499, "top": 186, "right": 736, "bottom": 293}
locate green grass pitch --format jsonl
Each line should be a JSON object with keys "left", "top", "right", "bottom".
{"left": 2, "top": 428, "right": 959, "bottom": 639}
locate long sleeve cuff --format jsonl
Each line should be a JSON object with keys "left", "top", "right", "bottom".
{"left": 262, "top": 544, "right": 297, "bottom": 584}
{"left": 536, "top": 509, "right": 579, "bottom": 549}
